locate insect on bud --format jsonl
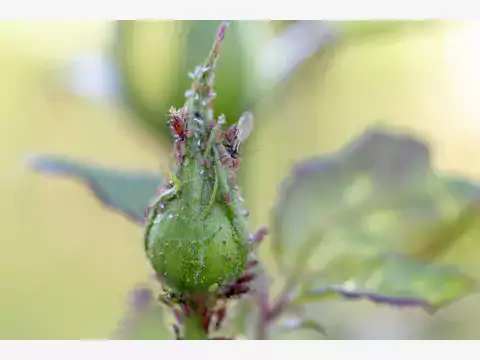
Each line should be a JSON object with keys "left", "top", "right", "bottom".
{"left": 143, "top": 22, "right": 262, "bottom": 308}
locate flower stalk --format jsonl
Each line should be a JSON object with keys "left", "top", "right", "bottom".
{"left": 143, "top": 21, "right": 267, "bottom": 340}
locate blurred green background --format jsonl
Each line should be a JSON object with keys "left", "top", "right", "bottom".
{"left": 2, "top": 20, "right": 480, "bottom": 339}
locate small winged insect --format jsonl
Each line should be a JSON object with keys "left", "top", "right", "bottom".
{"left": 224, "top": 111, "right": 254, "bottom": 160}
{"left": 168, "top": 106, "right": 186, "bottom": 141}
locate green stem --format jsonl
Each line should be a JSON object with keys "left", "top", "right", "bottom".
{"left": 184, "top": 315, "right": 209, "bottom": 340}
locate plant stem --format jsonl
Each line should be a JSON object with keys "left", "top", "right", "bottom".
{"left": 183, "top": 315, "right": 209, "bottom": 340}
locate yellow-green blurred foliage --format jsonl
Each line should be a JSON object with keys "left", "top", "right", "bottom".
{"left": 0, "top": 21, "right": 169, "bottom": 339}
{"left": 2, "top": 20, "right": 480, "bottom": 339}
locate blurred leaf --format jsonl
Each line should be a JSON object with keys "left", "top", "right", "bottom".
{"left": 272, "top": 318, "right": 327, "bottom": 338}
{"left": 270, "top": 21, "right": 439, "bottom": 41}
{"left": 443, "top": 177, "right": 480, "bottom": 202}
{"left": 407, "top": 201, "right": 480, "bottom": 261}
{"left": 28, "top": 155, "right": 163, "bottom": 224}
{"left": 294, "top": 254, "right": 475, "bottom": 313}
{"left": 273, "top": 126, "right": 433, "bottom": 270}
{"left": 272, "top": 126, "right": 480, "bottom": 278}
{"left": 338, "top": 20, "right": 441, "bottom": 42}
{"left": 112, "top": 286, "right": 172, "bottom": 340}
{"left": 114, "top": 20, "right": 172, "bottom": 144}
{"left": 115, "top": 20, "right": 255, "bottom": 143}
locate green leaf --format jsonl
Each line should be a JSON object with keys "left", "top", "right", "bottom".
{"left": 272, "top": 125, "right": 480, "bottom": 277}
{"left": 443, "top": 177, "right": 480, "bottom": 203}
{"left": 404, "top": 200, "right": 480, "bottom": 261}
{"left": 112, "top": 286, "right": 172, "bottom": 340}
{"left": 294, "top": 254, "right": 475, "bottom": 313}
{"left": 28, "top": 155, "right": 163, "bottom": 224}
{"left": 271, "top": 318, "right": 327, "bottom": 339}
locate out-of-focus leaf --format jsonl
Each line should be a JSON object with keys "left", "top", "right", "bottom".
{"left": 273, "top": 126, "right": 480, "bottom": 286}
{"left": 295, "top": 254, "right": 475, "bottom": 314}
{"left": 273, "top": 126, "right": 452, "bottom": 273}
{"left": 269, "top": 21, "right": 439, "bottom": 41}
{"left": 114, "top": 20, "right": 178, "bottom": 144}
{"left": 443, "top": 177, "right": 480, "bottom": 202}
{"left": 114, "top": 20, "right": 259, "bottom": 143}
{"left": 272, "top": 318, "right": 327, "bottom": 338}
{"left": 406, "top": 201, "right": 480, "bottom": 261}
{"left": 339, "top": 20, "right": 441, "bottom": 43}
{"left": 28, "top": 155, "right": 163, "bottom": 224}
{"left": 112, "top": 286, "right": 172, "bottom": 340}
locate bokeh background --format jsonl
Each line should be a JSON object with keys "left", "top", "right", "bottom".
{"left": 2, "top": 20, "right": 480, "bottom": 339}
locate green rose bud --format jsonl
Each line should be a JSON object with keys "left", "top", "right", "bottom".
{"left": 143, "top": 23, "right": 253, "bottom": 297}
{"left": 145, "top": 155, "right": 249, "bottom": 294}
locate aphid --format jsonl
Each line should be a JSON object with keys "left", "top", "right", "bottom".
{"left": 215, "top": 112, "right": 254, "bottom": 168}
{"left": 169, "top": 106, "right": 186, "bottom": 140}
{"left": 216, "top": 143, "right": 233, "bottom": 166}
{"left": 225, "top": 111, "right": 254, "bottom": 160}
